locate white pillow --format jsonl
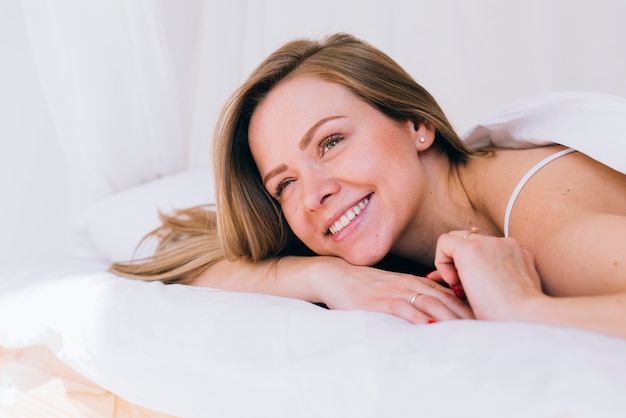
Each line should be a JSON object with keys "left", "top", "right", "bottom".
{"left": 2, "top": 263, "right": 626, "bottom": 418}
{"left": 463, "top": 90, "right": 626, "bottom": 174}
{"left": 70, "top": 168, "right": 215, "bottom": 263}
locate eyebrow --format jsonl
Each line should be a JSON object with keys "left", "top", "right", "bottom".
{"left": 298, "top": 115, "right": 345, "bottom": 150}
{"left": 262, "top": 164, "right": 288, "bottom": 186}
{"left": 263, "top": 115, "right": 345, "bottom": 186}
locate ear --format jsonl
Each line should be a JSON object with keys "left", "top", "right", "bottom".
{"left": 411, "top": 120, "right": 436, "bottom": 151}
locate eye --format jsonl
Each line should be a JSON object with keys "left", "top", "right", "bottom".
{"left": 319, "top": 133, "right": 344, "bottom": 155}
{"left": 274, "top": 178, "right": 296, "bottom": 198}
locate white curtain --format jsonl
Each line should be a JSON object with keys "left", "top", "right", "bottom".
{"left": 19, "top": 0, "right": 626, "bottom": 208}
{"left": 21, "top": 0, "right": 205, "bottom": 205}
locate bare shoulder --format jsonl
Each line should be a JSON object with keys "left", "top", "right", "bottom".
{"left": 473, "top": 145, "right": 579, "bottom": 232}
{"left": 507, "top": 146, "right": 626, "bottom": 233}
{"left": 499, "top": 146, "right": 626, "bottom": 296}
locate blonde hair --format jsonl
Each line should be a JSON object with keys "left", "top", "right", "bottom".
{"left": 215, "top": 33, "right": 473, "bottom": 263}
{"left": 109, "top": 205, "right": 223, "bottom": 284}
{"left": 111, "top": 33, "right": 476, "bottom": 283}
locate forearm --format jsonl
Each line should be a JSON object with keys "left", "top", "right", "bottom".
{"left": 192, "top": 256, "right": 327, "bottom": 302}
{"left": 193, "top": 254, "right": 474, "bottom": 323}
{"left": 522, "top": 293, "right": 626, "bottom": 339}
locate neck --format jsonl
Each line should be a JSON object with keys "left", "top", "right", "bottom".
{"left": 391, "top": 151, "right": 497, "bottom": 266}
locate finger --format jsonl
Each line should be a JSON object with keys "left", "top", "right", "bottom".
{"left": 434, "top": 233, "right": 479, "bottom": 301}
{"left": 450, "top": 228, "right": 479, "bottom": 240}
{"left": 417, "top": 275, "right": 455, "bottom": 296}
{"left": 384, "top": 298, "right": 435, "bottom": 324}
{"left": 433, "top": 234, "right": 465, "bottom": 288}
{"left": 414, "top": 277, "right": 472, "bottom": 317}
{"left": 425, "top": 270, "right": 443, "bottom": 282}
{"left": 422, "top": 273, "right": 468, "bottom": 303}
{"left": 411, "top": 293, "right": 464, "bottom": 320}
{"left": 411, "top": 294, "right": 457, "bottom": 321}
{"left": 414, "top": 290, "right": 475, "bottom": 320}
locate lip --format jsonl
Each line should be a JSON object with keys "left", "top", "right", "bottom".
{"left": 324, "top": 193, "right": 372, "bottom": 238}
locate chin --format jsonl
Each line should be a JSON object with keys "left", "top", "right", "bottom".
{"left": 341, "top": 251, "right": 386, "bottom": 267}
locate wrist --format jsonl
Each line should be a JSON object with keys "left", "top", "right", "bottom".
{"left": 274, "top": 256, "right": 333, "bottom": 303}
{"left": 518, "top": 294, "right": 556, "bottom": 324}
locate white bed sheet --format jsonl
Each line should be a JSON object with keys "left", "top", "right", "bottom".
{"left": 3, "top": 262, "right": 626, "bottom": 418}
{"left": 2, "top": 92, "right": 626, "bottom": 417}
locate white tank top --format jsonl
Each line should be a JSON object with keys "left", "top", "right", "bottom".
{"left": 503, "top": 148, "right": 576, "bottom": 237}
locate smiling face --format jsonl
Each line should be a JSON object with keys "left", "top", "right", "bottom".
{"left": 248, "top": 75, "right": 434, "bottom": 265}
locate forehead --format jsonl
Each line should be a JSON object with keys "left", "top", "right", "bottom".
{"left": 249, "top": 76, "right": 361, "bottom": 137}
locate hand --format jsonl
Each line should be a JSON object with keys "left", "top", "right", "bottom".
{"left": 302, "top": 256, "right": 475, "bottom": 324}
{"left": 429, "top": 230, "right": 545, "bottom": 321}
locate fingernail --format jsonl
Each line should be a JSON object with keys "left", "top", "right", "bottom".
{"left": 427, "top": 319, "right": 437, "bottom": 324}
{"left": 451, "top": 284, "right": 466, "bottom": 300}
{"left": 425, "top": 271, "right": 436, "bottom": 279}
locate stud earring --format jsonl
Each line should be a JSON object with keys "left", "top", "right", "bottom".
{"left": 419, "top": 137, "right": 426, "bottom": 143}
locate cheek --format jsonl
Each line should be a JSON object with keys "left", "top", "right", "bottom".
{"left": 348, "top": 152, "right": 390, "bottom": 184}
{"left": 282, "top": 199, "right": 320, "bottom": 243}
{"left": 281, "top": 199, "right": 305, "bottom": 233}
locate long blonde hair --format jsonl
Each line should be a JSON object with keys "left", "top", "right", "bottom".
{"left": 111, "top": 32, "right": 475, "bottom": 283}
{"left": 215, "top": 33, "right": 473, "bottom": 263}
{"left": 110, "top": 205, "right": 223, "bottom": 284}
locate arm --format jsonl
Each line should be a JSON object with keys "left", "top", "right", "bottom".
{"left": 193, "top": 255, "right": 474, "bottom": 324}
{"left": 431, "top": 227, "right": 626, "bottom": 339}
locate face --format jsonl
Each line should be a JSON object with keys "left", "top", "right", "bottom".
{"left": 248, "top": 75, "right": 433, "bottom": 265}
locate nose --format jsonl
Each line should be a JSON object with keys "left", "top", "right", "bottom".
{"left": 302, "top": 168, "right": 339, "bottom": 211}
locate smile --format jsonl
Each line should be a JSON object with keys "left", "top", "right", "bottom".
{"left": 327, "top": 196, "right": 370, "bottom": 235}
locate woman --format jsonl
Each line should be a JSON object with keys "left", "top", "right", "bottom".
{"left": 211, "top": 33, "right": 626, "bottom": 338}
{"left": 113, "top": 33, "right": 626, "bottom": 337}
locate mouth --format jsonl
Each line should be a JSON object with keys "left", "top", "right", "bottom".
{"left": 327, "top": 195, "right": 371, "bottom": 236}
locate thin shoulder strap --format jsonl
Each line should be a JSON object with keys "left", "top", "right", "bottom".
{"left": 503, "top": 148, "right": 576, "bottom": 237}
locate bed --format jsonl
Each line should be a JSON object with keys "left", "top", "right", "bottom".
{"left": 3, "top": 91, "right": 626, "bottom": 417}
{"left": 3, "top": 1, "right": 626, "bottom": 417}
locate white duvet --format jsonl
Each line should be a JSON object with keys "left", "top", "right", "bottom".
{"left": 2, "top": 92, "right": 626, "bottom": 418}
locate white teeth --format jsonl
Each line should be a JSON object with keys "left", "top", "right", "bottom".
{"left": 328, "top": 197, "right": 369, "bottom": 235}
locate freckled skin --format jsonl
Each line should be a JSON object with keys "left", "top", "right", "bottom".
{"left": 248, "top": 76, "right": 431, "bottom": 265}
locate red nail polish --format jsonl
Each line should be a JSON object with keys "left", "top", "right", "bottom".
{"left": 427, "top": 319, "right": 437, "bottom": 324}
{"left": 451, "top": 284, "right": 466, "bottom": 300}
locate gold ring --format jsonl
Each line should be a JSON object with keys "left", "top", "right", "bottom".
{"left": 464, "top": 226, "right": 479, "bottom": 239}
{"left": 410, "top": 293, "right": 421, "bottom": 306}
